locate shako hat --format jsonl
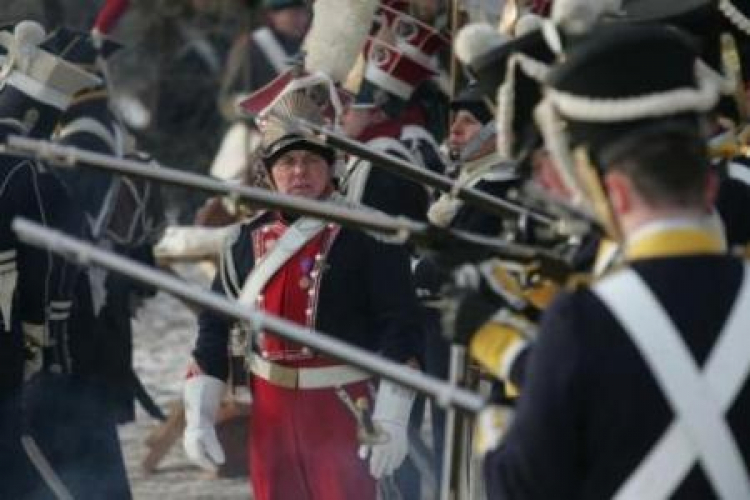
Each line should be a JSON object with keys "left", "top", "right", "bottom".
{"left": 0, "top": 21, "right": 101, "bottom": 137}
{"left": 251, "top": 89, "right": 336, "bottom": 169}
{"left": 540, "top": 23, "right": 720, "bottom": 168}
{"left": 377, "top": 2, "right": 450, "bottom": 68}
{"left": 621, "top": 0, "right": 750, "bottom": 122}
{"left": 352, "top": 36, "right": 437, "bottom": 110}
{"left": 347, "top": 4, "right": 441, "bottom": 115}
{"left": 455, "top": 24, "right": 553, "bottom": 160}
{"left": 41, "top": 27, "right": 122, "bottom": 70}
{"left": 450, "top": 81, "right": 493, "bottom": 124}
{"left": 535, "top": 23, "right": 720, "bottom": 238}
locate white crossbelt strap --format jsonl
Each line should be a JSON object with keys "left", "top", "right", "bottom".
{"left": 252, "top": 27, "right": 291, "bottom": 75}
{"left": 343, "top": 137, "right": 415, "bottom": 204}
{"left": 401, "top": 124, "right": 441, "bottom": 152}
{"left": 238, "top": 217, "right": 327, "bottom": 307}
{"left": 728, "top": 161, "right": 750, "bottom": 187}
{"left": 594, "top": 267, "right": 750, "bottom": 500}
{"left": 0, "top": 249, "right": 17, "bottom": 330}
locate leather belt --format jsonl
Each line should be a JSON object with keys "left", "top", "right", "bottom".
{"left": 248, "top": 354, "right": 370, "bottom": 389}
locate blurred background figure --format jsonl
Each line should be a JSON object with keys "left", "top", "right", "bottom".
{"left": 205, "top": 0, "right": 311, "bottom": 222}
{"left": 120, "top": 0, "right": 233, "bottom": 221}
{"left": 2, "top": 0, "right": 102, "bottom": 32}
{"left": 219, "top": 0, "right": 311, "bottom": 119}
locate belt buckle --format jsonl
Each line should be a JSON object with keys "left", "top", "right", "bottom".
{"left": 268, "top": 362, "right": 298, "bottom": 389}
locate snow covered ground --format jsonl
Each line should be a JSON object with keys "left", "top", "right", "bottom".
{"left": 118, "top": 263, "right": 251, "bottom": 499}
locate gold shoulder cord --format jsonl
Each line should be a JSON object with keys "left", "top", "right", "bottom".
{"left": 70, "top": 88, "right": 108, "bottom": 106}
{"left": 738, "top": 126, "right": 750, "bottom": 149}
{"left": 574, "top": 147, "right": 623, "bottom": 242}
{"left": 707, "top": 33, "right": 750, "bottom": 161}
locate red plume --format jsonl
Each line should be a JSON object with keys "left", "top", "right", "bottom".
{"left": 530, "top": 0, "right": 552, "bottom": 16}
{"left": 93, "top": 0, "right": 131, "bottom": 35}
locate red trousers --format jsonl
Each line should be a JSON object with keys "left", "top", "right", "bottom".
{"left": 248, "top": 377, "right": 377, "bottom": 500}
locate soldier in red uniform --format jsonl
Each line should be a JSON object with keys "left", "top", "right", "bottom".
{"left": 182, "top": 87, "right": 422, "bottom": 500}
{"left": 340, "top": 2, "right": 450, "bottom": 222}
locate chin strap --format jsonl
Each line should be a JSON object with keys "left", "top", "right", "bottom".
{"left": 457, "top": 120, "right": 496, "bottom": 165}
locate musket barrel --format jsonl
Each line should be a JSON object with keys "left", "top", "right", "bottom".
{"left": 4, "top": 135, "right": 420, "bottom": 237}
{"left": 3, "top": 135, "right": 575, "bottom": 281}
{"left": 12, "top": 217, "right": 487, "bottom": 414}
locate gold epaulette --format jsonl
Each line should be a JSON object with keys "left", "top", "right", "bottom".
{"left": 522, "top": 279, "right": 558, "bottom": 309}
{"left": 738, "top": 125, "right": 750, "bottom": 148}
{"left": 489, "top": 263, "right": 524, "bottom": 298}
{"left": 710, "top": 143, "right": 750, "bottom": 160}
{"left": 70, "top": 88, "right": 108, "bottom": 106}
{"left": 561, "top": 271, "right": 593, "bottom": 291}
{"left": 708, "top": 122, "right": 750, "bottom": 160}
{"left": 488, "top": 261, "right": 561, "bottom": 309}
{"left": 469, "top": 320, "right": 529, "bottom": 384}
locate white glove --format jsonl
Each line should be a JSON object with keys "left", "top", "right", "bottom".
{"left": 183, "top": 374, "right": 226, "bottom": 471}
{"left": 358, "top": 379, "right": 415, "bottom": 479}
{"left": 474, "top": 405, "right": 513, "bottom": 457}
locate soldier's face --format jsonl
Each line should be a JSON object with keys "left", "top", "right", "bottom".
{"left": 270, "top": 149, "right": 333, "bottom": 199}
{"left": 449, "top": 110, "right": 494, "bottom": 160}
{"left": 449, "top": 110, "right": 481, "bottom": 148}
{"left": 268, "top": 6, "right": 311, "bottom": 41}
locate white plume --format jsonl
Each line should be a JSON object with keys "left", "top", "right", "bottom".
{"left": 10, "top": 21, "right": 45, "bottom": 73}
{"left": 455, "top": 23, "right": 509, "bottom": 67}
{"left": 552, "top": 0, "right": 623, "bottom": 34}
{"left": 304, "top": 0, "right": 379, "bottom": 83}
{"left": 14, "top": 21, "right": 46, "bottom": 48}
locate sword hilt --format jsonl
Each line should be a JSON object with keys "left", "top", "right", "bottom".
{"left": 334, "top": 386, "right": 387, "bottom": 445}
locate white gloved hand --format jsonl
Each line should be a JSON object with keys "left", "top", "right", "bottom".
{"left": 183, "top": 374, "right": 226, "bottom": 471}
{"left": 358, "top": 379, "right": 415, "bottom": 479}
{"left": 474, "top": 405, "right": 513, "bottom": 457}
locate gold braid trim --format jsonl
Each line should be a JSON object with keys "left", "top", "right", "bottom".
{"left": 70, "top": 88, "right": 109, "bottom": 106}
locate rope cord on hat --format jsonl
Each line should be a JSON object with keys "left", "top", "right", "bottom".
{"left": 548, "top": 62, "right": 720, "bottom": 123}
{"left": 719, "top": 0, "right": 750, "bottom": 37}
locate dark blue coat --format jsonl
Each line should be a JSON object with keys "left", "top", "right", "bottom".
{"left": 485, "top": 254, "right": 750, "bottom": 499}
{"left": 194, "top": 211, "right": 423, "bottom": 381}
